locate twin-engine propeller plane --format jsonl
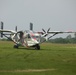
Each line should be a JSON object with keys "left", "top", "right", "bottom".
{"left": 0, "top": 28, "right": 76, "bottom": 50}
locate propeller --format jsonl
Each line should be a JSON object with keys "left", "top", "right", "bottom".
{"left": 42, "top": 28, "right": 50, "bottom": 37}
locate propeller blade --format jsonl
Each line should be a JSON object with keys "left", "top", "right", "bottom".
{"left": 47, "top": 28, "right": 50, "bottom": 33}
{"left": 44, "top": 34, "right": 48, "bottom": 37}
{"left": 42, "top": 28, "right": 46, "bottom": 33}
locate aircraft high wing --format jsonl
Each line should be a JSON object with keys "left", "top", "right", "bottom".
{"left": 43, "top": 28, "right": 75, "bottom": 33}
{"left": 40, "top": 28, "right": 76, "bottom": 40}
{"left": 0, "top": 29, "right": 17, "bottom": 42}
{"left": 0, "top": 29, "right": 16, "bottom": 33}
{"left": 0, "top": 28, "right": 76, "bottom": 50}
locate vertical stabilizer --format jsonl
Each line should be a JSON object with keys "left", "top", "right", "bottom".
{"left": 15, "top": 26, "right": 17, "bottom": 32}
{"left": 30, "top": 23, "right": 33, "bottom": 31}
{"left": 0, "top": 21, "right": 4, "bottom": 38}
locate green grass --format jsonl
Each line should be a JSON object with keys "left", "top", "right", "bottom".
{"left": 0, "top": 41, "right": 76, "bottom": 75}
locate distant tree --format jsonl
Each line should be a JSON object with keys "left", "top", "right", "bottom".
{"left": 66, "top": 34, "right": 72, "bottom": 39}
{"left": 49, "top": 37, "right": 69, "bottom": 44}
{"left": 74, "top": 33, "right": 76, "bottom": 38}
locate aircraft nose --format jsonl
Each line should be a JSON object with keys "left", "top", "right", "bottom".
{"left": 32, "top": 39, "right": 39, "bottom": 44}
{"left": 35, "top": 40, "right": 39, "bottom": 44}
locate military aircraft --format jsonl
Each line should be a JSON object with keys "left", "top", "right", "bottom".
{"left": 0, "top": 28, "right": 76, "bottom": 50}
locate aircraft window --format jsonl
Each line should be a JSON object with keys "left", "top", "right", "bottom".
{"left": 32, "top": 36, "right": 40, "bottom": 42}
{"left": 19, "top": 31, "right": 24, "bottom": 38}
{"left": 32, "top": 36, "right": 39, "bottom": 38}
{"left": 28, "top": 34, "right": 31, "bottom": 38}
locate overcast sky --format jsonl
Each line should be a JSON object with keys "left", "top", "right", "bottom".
{"left": 0, "top": 0, "right": 76, "bottom": 38}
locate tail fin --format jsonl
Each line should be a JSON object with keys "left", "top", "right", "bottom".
{"left": 0, "top": 21, "right": 4, "bottom": 38}
{"left": 15, "top": 26, "right": 17, "bottom": 32}
{"left": 30, "top": 23, "right": 33, "bottom": 31}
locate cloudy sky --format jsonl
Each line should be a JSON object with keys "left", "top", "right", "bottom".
{"left": 0, "top": 0, "right": 76, "bottom": 37}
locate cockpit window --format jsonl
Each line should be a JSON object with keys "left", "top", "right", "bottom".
{"left": 32, "top": 36, "right": 39, "bottom": 39}
{"left": 19, "top": 31, "right": 24, "bottom": 38}
{"left": 32, "top": 35, "right": 40, "bottom": 42}
{"left": 27, "top": 34, "right": 31, "bottom": 38}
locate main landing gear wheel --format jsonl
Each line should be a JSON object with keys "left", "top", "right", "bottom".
{"left": 13, "top": 45, "right": 19, "bottom": 49}
{"left": 35, "top": 44, "right": 40, "bottom": 50}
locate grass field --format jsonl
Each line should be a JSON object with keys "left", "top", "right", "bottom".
{"left": 0, "top": 41, "right": 76, "bottom": 75}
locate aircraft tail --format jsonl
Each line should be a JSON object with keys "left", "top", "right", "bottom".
{"left": 15, "top": 26, "right": 17, "bottom": 32}
{"left": 30, "top": 23, "right": 33, "bottom": 31}
{"left": 0, "top": 21, "right": 4, "bottom": 38}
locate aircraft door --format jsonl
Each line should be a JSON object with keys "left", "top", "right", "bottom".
{"left": 24, "top": 34, "right": 34, "bottom": 46}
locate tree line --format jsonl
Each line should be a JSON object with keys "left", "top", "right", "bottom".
{"left": 49, "top": 33, "right": 76, "bottom": 44}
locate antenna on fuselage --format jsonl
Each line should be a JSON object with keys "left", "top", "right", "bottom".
{"left": 30, "top": 23, "right": 33, "bottom": 31}
{"left": 0, "top": 21, "right": 4, "bottom": 38}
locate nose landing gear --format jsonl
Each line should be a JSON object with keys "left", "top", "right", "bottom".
{"left": 14, "top": 44, "right": 19, "bottom": 49}
{"left": 35, "top": 44, "right": 40, "bottom": 50}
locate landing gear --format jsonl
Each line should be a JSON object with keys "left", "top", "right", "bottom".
{"left": 13, "top": 44, "right": 40, "bottom": 50}
{"left": 13, "top": 44, "right": 19, "bottom": 49}
{"left": 35, "top": 44, "right": 40, "bottom": 50}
